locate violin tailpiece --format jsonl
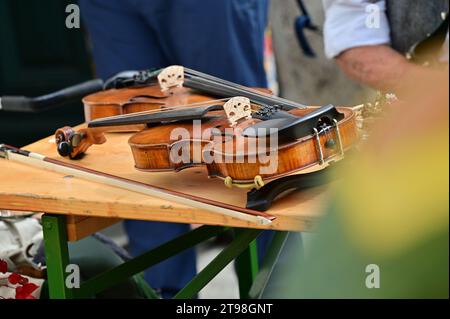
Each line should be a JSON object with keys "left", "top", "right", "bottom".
{"left": 223, "top": 96, "right": 252, "bottom": 126}
{"left": 157, "top": 65, "right": 184, "bottom": 91}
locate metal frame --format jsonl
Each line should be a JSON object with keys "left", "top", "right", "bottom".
{"left": 248, "top": 232, "right": 289, "bottom": 298}
{"left": 43, "top": 214, "right": 73, "bottom": 299}
{"left": 42, "top": 214, "right": 284, "bottom": 299}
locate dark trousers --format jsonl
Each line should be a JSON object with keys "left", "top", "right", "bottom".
{"left": 79, "top": 0, "right": 270, "bottom": 298}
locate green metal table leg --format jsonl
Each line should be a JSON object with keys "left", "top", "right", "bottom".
{"left": 134, "top": 273, "right": 160, "bottom": 299}
{"left": 42, "top": 214, "right": 73, "bottom": 299}
{"left": 75, "top": 225, "right": 226, "bottom": 298}
{"left": 248, "top": 231, "right": 289, "bottom": 299}
{"left": 235, "top": 229, "right": 260, "bottom": 299}
{"left": 174, "top": 228, "right": 263, "bottom": 299}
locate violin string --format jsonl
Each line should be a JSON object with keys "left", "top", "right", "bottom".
{"left": 184, "top": 69, "right": 306, "bottom": 109}
{"left": 185, "top": 68, "right": 277, "bottom": 98}
{"left": 184, "top": 75, "right": 306, "bottom": 110}
{"left": 152, "top": 66, "right": 304, "bottom": 108}
{"left": 184, "top": 78, "right": 284, "bottom": 113}
{"left": 184, "top": 68, "right": 257, "bottom": 93}
{"left": 91, "top": 66, "right": 304, "bottom": 126}
{"left": 89, "top": 98, "right": 230, "bottom": 124}
{"left": 183, "top": 77, "right": 269, "bottom": 105}
{"left": 146, "top": 66, "right": 304, "bottom": 110}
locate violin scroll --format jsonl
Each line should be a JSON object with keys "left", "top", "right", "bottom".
{"left": 55, "top": 126, "right": 76, "bottom": 157}
{"left": 55, "top": 126, "right": 107, "bottom": 159}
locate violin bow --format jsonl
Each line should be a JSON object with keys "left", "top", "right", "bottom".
{"left": 0, "top": 144, "right": 275, "bottom": 225}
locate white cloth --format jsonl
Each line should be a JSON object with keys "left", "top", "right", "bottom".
{"left": 322, "top": 0, "right": 449, "bottom": 62}
{"left": 322, "top": 0, "right": 390, "bottom": 58}
{"left": 0, "top": 218, "right": 43, "bottom": 270}
{"left": 0, "top": 218, "right": 43, "bottom": 299}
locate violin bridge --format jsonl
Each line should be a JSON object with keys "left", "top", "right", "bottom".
{"left": 157, "top": 65, "right": 184, "bottom": 91}
{"left": 223, "top": 97, "right": 252, "bottom": 127}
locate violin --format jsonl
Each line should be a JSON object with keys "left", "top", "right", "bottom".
{"left": 82, "top": 68, "right": 219, "bottom": 122}
{"left": 55, "top": 97, "right": 232, "bottom": 158}
{"left": 55, "top": 65, "right": 303, "bottom": 158}
{"left": 55, "top": 96, "right": 358, "bottom": 189}
{"left": 0, "top": 66, "right": 223, "bottom": 120}
{"left": 0, "top": 64, "right": 293, "bottom": 122}
{"left": 83, "top": 86, "right": 214, "bottom": 121}
{"left": 129, "top": 101, "right": 357, "bottom": 189}
{"left": 83, "top": 64, "right": 307, "bottom": 122}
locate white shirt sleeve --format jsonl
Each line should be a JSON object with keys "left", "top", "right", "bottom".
{"left": 322, "top": 0, "right": 391, "bottom": 59}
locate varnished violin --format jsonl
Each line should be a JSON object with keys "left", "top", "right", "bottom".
{"left": 0, "top": 67, "right": 217, "bottom": 120}
{"left": 56, "top": 96, "right": 358, "bottom": 189}
{"left": 54, "top": 65, "right": 307, "bottom": 158}
{"left": 83, "top": 65, "right": 307, "bottom": 122}
{"left": 0, "top": 65, "right": 297, "bottom": 121}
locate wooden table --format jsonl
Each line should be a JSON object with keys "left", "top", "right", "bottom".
{"left": 0, "top": 128, "right": 329, "bottom": 299}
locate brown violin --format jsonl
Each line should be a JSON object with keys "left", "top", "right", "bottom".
{"left": 0, "top": 65, "right": 296, "bottom": 120}
{"left": 55, "top": 97, "right": 232, "bottom": 158}
{"left": 55, "top": 65, "right": 280, "bottom": 158}
{"left": 83, "top": 65, "right": 305, "bottom": 121}
{"left": 82, "top": 83, "right": 215, "bottom": 122}
{"left": 56, "top": 96, "right": 358, "bottom": 189}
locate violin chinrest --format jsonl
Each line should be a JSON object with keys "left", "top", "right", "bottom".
{"left": 242, "top": 104, "right": 344, "bottom": 139}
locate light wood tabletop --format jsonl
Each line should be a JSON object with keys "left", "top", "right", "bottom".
{"left": 0, "top": 127, "right": 330, "bottom": 236}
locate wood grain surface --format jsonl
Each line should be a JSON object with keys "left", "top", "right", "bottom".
{"left": 0, "top": 127, "right": 331, "bottom": 231}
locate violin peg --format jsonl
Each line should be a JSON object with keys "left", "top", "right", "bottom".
{"left": 223, "top": 96, "right": 252, "bottom": 126}
{"left": 157, "top": 65, "right": 184, "bottom": 91}
{"left": 57, "top": 141, "right": 72, "bottom": 157}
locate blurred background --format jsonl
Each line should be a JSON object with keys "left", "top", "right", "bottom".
{"left": 0, "top": 0, "right": 447, "bottom": 299}
{"left": 0, "top": 0, "right": 368, "bottom": 298}
{"left": 0, "top": 0, "right": 368, "bottom": 147}
{"left": 0, "top": 0, "right": 91, "bottom": 146}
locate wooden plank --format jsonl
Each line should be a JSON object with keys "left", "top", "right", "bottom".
{"left": 66, "top": 215, "right": 89, "bottom": 223}
{"left": 66, "top": 216, "right": 121, "bottom": 242}
{"left": 0, "top": 128, "right": 329, "bottom": 231}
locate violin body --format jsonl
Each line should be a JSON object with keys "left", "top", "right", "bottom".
{"left": 82, "top": 65, "right": 304, "bottom": 123}
{"left": 57, "top": 87, "right": 271, "bottom": 159}
{"left": 55, "top": 66, "right": 359, "bottom": 189}
{"left": 83, "top": 85, "right": 216, "bottom": 122}
{"left": 56, "top": 100, "right": 358, "bottom": 188}
{"left": 127, "top": 107, "right": 358, "bottom": 185}
{"left": 129, "top": 111, "right": 229, "bottom": 171}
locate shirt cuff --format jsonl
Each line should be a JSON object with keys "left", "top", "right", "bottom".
{"left": 323, "top": 1, "right": 391, "bottom": 59}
